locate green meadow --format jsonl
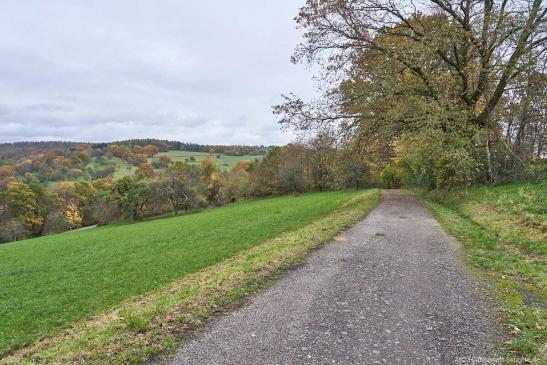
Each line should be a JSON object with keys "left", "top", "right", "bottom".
{"left": 152, "top": 150, "right": 264, "bottom": 169}
{"left": 0, "top": 190, "right": 361, "bottom": 356}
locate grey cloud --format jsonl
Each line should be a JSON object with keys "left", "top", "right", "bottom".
{"left": 0, "top": 0, "right": 312, "bottom": 145}
{"left": 24, "top": 103, "right": 74, "bottom": 113}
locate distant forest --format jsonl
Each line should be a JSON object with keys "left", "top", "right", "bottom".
{"left": 1, "top": 139, "right": 270, "bottom": 156}
{"left": 0, "top": 139, "right": 270, "bottom": 184}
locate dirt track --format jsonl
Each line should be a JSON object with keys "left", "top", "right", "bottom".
{"left": 156, "top": 190, "right": 500, "bottom": 365}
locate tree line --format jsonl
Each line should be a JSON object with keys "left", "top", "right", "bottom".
{"left": 0, "top": 141, "right": 370, "bottom": 243}
{"left": 274, "top": 0, "right": 546, "bottom": 189}
{"left": 91, "top": 139, "right": 270, "bottom": 156}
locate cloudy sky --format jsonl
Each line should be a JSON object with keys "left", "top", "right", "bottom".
{"left": 0, "top": 1, "right": 315, "bottom": 145}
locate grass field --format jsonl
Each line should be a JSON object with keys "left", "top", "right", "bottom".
{"left": 84, "top": 156, "right": 137, "bottom": 180}
{"left": 109, "top": 157, "right": 138, "bottom": 179}
{"left": 422, "top": 182, "right": 546, "bottom": 363}
{"left": 152, "top": 150, "right": 264, "bottom": 169}
{"left": 0, "top": 190, "right": 372, "bottom": 358}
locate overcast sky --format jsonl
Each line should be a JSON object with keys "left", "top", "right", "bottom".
{"left": 0, "top": 1, "right": 315, "bottom": 145}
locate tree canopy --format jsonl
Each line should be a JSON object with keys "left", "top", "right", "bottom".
{"left": 275, "top": 0, "right": 546, "bottom": 188}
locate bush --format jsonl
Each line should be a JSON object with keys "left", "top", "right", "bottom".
{"left": 527, "top": 160, "right": 547, "bottom": 182}
{"left": 396, "top": 129, "right": 482, "bottom": 190}
{"left": 42, "top": 211, "right": 69, "bottom": 234}
{"left": 380, "top": 163, "right": 403, "bottom": 188}
{"left": 0, "top": 219, "right": 29, "bottom": 243}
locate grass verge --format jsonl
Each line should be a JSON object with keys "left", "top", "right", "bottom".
{"left": 1, "top": 189, "right": 380, "bottom": 364}
{"left": 420, "top": 182, "right": 546, "bottom": 364}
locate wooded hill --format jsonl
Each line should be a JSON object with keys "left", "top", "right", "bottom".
{"left": 0, "top": 140, "right": 270, "bottom": 183}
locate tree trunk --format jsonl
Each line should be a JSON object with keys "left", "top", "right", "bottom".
{"left": 485, "top": 130, "right": 494, "bottom": 184}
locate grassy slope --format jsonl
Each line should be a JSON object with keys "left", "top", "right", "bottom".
{"left": 109, "top": 157, "right": 138, "bottom": 179}
{"left": 61, "top": 151, "right": 258, "bottom": 184}
{"left": 0, "top": 190, "right": 369, "bottom": 357}
{"left": 47, "top": 157, "right": 136, "bottom": 187}
{"left": 152, "top": 150, "right": 264, "bottom": 169}
{"left": 422, "top": 182, "right": 546, "bottom": 363}
{"left": 83, "top": 156, "right": 136, "bottom": 180}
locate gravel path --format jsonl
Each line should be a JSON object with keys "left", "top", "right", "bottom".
{"left": 157, "top": 190, "right": 500, "bottom": 365}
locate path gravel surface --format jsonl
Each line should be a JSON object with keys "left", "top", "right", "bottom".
{"left": 156, "top": 190, "right": 500, "bottom": 365}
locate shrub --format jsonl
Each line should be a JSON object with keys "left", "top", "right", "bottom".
{"left": 527, "top": 160, "right": 547, "bottom": 182}
{"left": 396, "top": 129, "right": 482, "bottom": 190}
{"left": 380, "top": 163, "right": 404, "bottom": 188}
{"left": 0, "top": 219, "right": 29, "bottom": 243}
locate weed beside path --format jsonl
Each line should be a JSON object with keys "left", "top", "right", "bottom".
{"left": 421, "top": 182, "right": 546, "bottom": 364}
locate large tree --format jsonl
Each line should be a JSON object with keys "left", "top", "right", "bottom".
{"left": 285, "top": 0, "right": 545, "bottom": 127}
{"left": 275, "top": 0, "right": 545, "bottom": 186}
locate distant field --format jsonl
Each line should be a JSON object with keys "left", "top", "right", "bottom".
{"left": 84, "top": 156, "right": 137, "bottom": 180}
{"left": 109, "top": 157, "right": 138, "bottom": 179}
{"left": 152, "top": 150, "right": 264, "bottom": 169}
{"left": 0, "top": 190, "right": 361, "bottom": 355}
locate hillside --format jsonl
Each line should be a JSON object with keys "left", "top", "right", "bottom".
{"left": 0, "top": 140, "right": 267, "bottom": 184}
{"left": 0, "top": 190, "right": 375, "bottom": 357}
{"left": 152, "top": 150, "right": 263, "bottom": 169}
